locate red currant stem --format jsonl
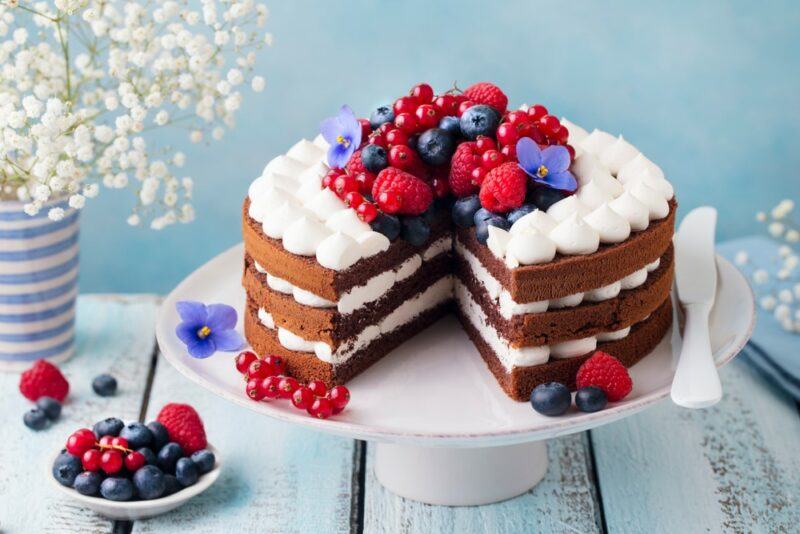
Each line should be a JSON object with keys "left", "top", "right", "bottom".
{"left": 99, "top": 443, "right": 132, "bottom": 454}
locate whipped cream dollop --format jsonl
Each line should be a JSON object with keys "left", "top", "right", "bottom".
{"left": 506, "top": 230, "right": 557, "bottom": 266}
{"left": 316, "top": 232, "right": 360, "bottom": 271}
{"left": 584, "top": 203, "right": 632, "bottom": 244}
{"left": 609, "top": 191, "right": 650, "bottom": 232}
{"left": 577, "top": 179, "right": 615, "bottom": 209}
{"left": 511, "top": 209, "right": 557, "bottom": 236}
{"left": 600, "top": 136, "right": 639, "bottom": 175}
{"left": 282, "top": 216, "right": 331, "bottom": 256}
{"left": 547, "top": 196, "right": 591, "bottom": 222}
{"left": 549, "top": 213, "right": 600, "bottom": 255}
{"left": 579, "top": 129, "right": 617, "bottom": 156}
{"left": 629, "top": 181, "right": 669, "bottom": 219}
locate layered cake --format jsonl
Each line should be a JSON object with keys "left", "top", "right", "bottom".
{"left": 243, "top": 82, "right": 675, "bottom": 401}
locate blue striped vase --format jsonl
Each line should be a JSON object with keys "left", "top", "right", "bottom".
{"left": 0, "top": 198, "right": 79, "bottom": 371}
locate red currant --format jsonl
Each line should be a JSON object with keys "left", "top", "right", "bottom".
{"left": 66, "top": 430, "right": 97, "bottom": 456}
{"left": 110, "top": 436, "right": 129, "bottom": 450}
{"left": 246, "top": 377, "right": 264, "bottom": 400}
{"left": 291, "top": 386, "right": 315, "bottom": 410}
{"left": 458, "top": 100, "right": 477, "bottom": 117}
{"left": 368, "top": 131, "right": 387, "bottom": 148}
{"left": 82, "top": 448, "right": 102, "bottom": 472}
{"left": 394, "top": 113, "right": 418, "bottom": 134}
{"left": 475, "top": 135, "right": 496, "bottom": 154}
{"left": 356, "top": 202, "right": 378, "bottom": 223}
{"left": 355, "top": 172, "right": 375, "bottom": 194}
{"left": 496, "top": 122, "right": 518, "bottom": 147}
{"left": 506, "top": 111, "right": 528, "bottom": 125}
{"left": 358, "top": 118, "right": 371, "bottom": 142}
{"left": 480, "top": 150, "right": 504, "bottom": 170}
{"left": 565, "top": 144, "right": 576, "bottom": 160}
{"left": 516, "top": 121, "right": 541, "bottom": 143}
{"left": 328, "top": 385, "right": 351, "bottom": 414}
{"left": 261, "top": 375, "right": 282, "bottom": 399}
{"left": 388, "top": 144, "right": 418, "bottom": 171}
{"left": 247, "top": 360, "right": 271, "bottom": 380}
{"left": 278, "top": 376, "right": 299, "bottom": 399}
{"left": 431, "top": 177, "right": 450, "bottom": 198}
{"left": 552, "top": 126, "right": 568, "bottom": 144}
{"left": 235, "top": 351, "right": 258, "bottom": 374}
{"left": 393, "top": 96, "right": 418, "bottom": 115}
{"left": 124, "top": 451, "right": 146, "bottom": 472}
{"left": 500, "top": 144, "right": 517, "bottom": 159}
{"left": 263, "top": 355, "right": 286, "bottom": 375}
{"left": 98, "top": 435, "right": 114, "bottom": 448}
{"left": 385, "top": 128, "right": 409, "bottom": 147}
{"left": 410, "top": 83, "right": 434, "bottom": 103}
{"left": 378, "top": 122, "right": 395, "bottom": 135}
{"left": 333, "top": 175, "right": 359, "bottom": 199}
{"left": 527, "top": 104, "right": 548, "bottom": 121}
{"left": 470, "top": 166, "right": 487, "bottom": 185}
{"left": 307, "top": 380, "right": 328, "bottom": 397}
{"left": 100, "top": 450, "right": 123, "bottom": 474}
{"left": 322, "top": 168, "right": 342, "bottom": 189}
{"left": 414, "top": 104, "right": 439, "bottom": 129}
{"left": 344, "top": 191, "right": 365, "bottom": 209}
{"left": 539, "top": 115, "right": 561, "bottom": 137}
{"left": 433, "top": 94, "right": 457, "bottom": 115}
{"left": 308, "top": 397, "right": 334, "bottom": 419}
{"left": 377, "top": 191, "right": 402, "bottom": 214}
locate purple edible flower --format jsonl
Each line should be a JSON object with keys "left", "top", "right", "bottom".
{"left": 175, "top": 301, "right": 244, "bottom": 359}
{"left": 320, "top": 105, "right": 362, "bottom": 169}
{"left": 516, "top": 137, "right": 577, "bottom": 192}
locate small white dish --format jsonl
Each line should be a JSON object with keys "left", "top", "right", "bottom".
{"left": 48, "top": 444, "right": 221, "bottom": 520}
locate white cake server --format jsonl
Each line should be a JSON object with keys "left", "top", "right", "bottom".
{"left": 671, "top": 206, "right": 723, "bottom": 408}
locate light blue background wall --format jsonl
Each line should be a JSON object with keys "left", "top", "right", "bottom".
{"left": 79, "top": 0, "right": 800, "bottom": 293}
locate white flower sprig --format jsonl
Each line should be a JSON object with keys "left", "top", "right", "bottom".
{"left": 736, "top": 199, "right": 800, "bottom": 333}
{"left": 0, "top": 0, "right": 271, "bottom": 228}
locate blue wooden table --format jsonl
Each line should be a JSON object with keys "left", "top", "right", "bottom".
{"left": 1, "top": 295, "right": 798, "bottom": 533}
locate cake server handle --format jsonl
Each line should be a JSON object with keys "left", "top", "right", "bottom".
{"left": 670, "top": 302, "right": 722, "bottom": 408}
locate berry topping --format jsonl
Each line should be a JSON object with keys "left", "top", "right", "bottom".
{"left": 369, "top": 105, "right": 395, "bottom": 129}
{"left": 452, "top": 195, "right": 482, "bottom": 228}
{"left": 361, "top": 144, "right": 389, "bottom": 174}
{"left": 479, "top": 162, "right": 528, "bottom": 213}
{"left": 530, "top": 187, "right": 567, "bottom": 211}
{"left": 410, "top": 82, "right": 434, "bottom": 103}
{"left": 530, "top": 382, "right": 571, "bottom": 416}
{"left": 507, "top": 203, "right": 537, "bottom": 225}
{"left": 100, "top": 449, "right": 124, "bottom": 474}
{"left": 475, "top": 214, "right": 510, "bottom": 245}
{"left": 370, "top": 212, "right": 402, "bottom": 241}
{"left": 356, "top": 201, "right": 379, "bottom": 223}
{"left": 438, "top": 115, "right": 461, "bottom": 137}
{"left": 394, "top": 112, "right": 418, "bottom": 134}
{"left": 156, "top": 403, "right": 208, "bottom": 455}
{"left": 401, "top": 216, "right": 431, "bottom": 247}
{"left": 463, "top": 82, "right": 508, "bottom": 114}
{"left": 416, "top": 128, "right": 456, "bottom": 166}
{"left": 575, "top": 386, "right": 608, "bottom": 413}
{"left": 19, "top": 359, "right": 69, "bottom": 402}
{"left": 448, "top": 141, "right": 481, "bottom": 197}
{"left": 92, "top": 373, "right": 118, "bottom": 397}
{"left": 393, "top": 96, "right": 418, "bottom": 115}
{"left": 576, "top": 352, "right": 633, "bottom": 402}
{"left": 372, "top": 168, "right": 433, "bottom": 216}
{"left": 459, "top": 105, "right": 501, "bottom": 140}
{"left": 414, "top": 104, "right": 439, "bottom": 129}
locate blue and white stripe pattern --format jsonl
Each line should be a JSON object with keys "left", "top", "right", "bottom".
{"left": 0, "top": 200, "right": 78, "bottom": 368}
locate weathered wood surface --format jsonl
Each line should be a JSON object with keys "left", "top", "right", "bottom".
{"left": 591, "top": 359, "right": 800, "bottom": 534}
{"left": 362, "top": 432, "right": 603, "bottom": 534}
{"left": 0, "top": 295, "right": 159, "bottom": 534}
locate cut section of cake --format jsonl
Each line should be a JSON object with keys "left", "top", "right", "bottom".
{"left": 242, "top": 82, "right": 676, "bottom": 401}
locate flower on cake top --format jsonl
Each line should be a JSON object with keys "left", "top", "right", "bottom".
{"left": 175, "top": 301, "right": 244, "bottom": 359}
{"left": 320, "top": 105, "right": 362, "bottom": 169}
{"left": 516, "top": 137, "right": 577, "bottom": 192}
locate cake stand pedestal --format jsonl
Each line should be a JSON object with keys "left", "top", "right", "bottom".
{"left": 155, "top": 244, "right": 754, "bottom": 506}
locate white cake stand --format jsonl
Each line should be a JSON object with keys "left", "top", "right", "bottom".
{"left": 155, "top": 244, "right": 754, "bottom": 506}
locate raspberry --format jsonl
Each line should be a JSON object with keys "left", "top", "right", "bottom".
{"left": 448, "top": 141, "right": 481, "bottom": 197}
{"left": 19, "top": 359, "right": 69, "bottom": 402}
{"left": 576, "top": 351, "right": 633, "bottom": 402}
{"left": 371, "top": 167, "right": 433, "bottom": 216}
{"left": 345, "top": 149, "right": 375, "bottom": 185}
{"left": 156, "top": 403, "right": 208, "bottom": 454}
{"left": 478, "top": 162, "right": 527, "bottom": 213}
{"left": 463, "top": 82, "right": 508, "bottom": 114}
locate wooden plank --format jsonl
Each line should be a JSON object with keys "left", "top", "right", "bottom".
{"left": 591, "top": 359, "right": 800, "bottom": 533}
{"left": 133, "top": 351, "right": 357, "bottom": 534}
{"left": 0, "top": 295, "right": 159, "bottom": 534}
{"left": 362, "top": 433, "right": 602, "bottom": 534}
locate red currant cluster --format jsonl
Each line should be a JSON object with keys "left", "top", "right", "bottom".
{"left": 494, "top": 105, "right": 574, "bottom": 160}
{"left": 65, "top": 428, "right": 146, "bottom": 475}
{"left": 235, "top": 351, "right": 350, "bottom": 420}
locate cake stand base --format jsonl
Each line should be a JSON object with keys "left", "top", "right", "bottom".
{"left": 373, "top": 440, "right": 548, "bottom": 506}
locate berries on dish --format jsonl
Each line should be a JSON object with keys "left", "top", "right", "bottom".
{"left": 156, "top": 403, "right": 208, "bottom": 454}
{"left": 576, "top": 351, "right": 633, "bottom": 402}
{"left": 19, "top": 359, "right": 69, "bottom": 402}
{"left": 92, "top": 374, "right": 117, "bottom": 397}
{"left": 575, "top": 386, "right": 608, "bottom": 413}
{"left": 23, "top": 408, "right": 48, "bottom": 431}
{"left": 36, "top": 396, "right": 62, "bottom": 421}
{"left": 530, "top": 382, "right": 571, "bottom": 416}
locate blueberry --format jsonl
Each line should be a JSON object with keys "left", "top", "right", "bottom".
{"left": 52, "top": 451, "right": 83, "bottom": 487}
{"left": 421, "top": 201, "right": 438, "bottom": 224}
{"left": 473, "top": 207, "right": 494, "bottom": 226}
{"left": 452, "top": 195, "right": 482, "bottom": 228}
{"left": 507, "top": 204, "right": 538, "bottom": 225}
{"left": 92, "top": 417, "right": 124, "bottom": 438}
{"left": 459, "top": 105, "right": 501, "bottom": 140}
{"left": 157, "top": 442, "right": 184, "bottom": 474}
{"left": 361, "top": 144, "right": 388, "bottom": 174}
{"left": 438, "top": 116, "right": 461, "bottom": 137}
{"left": 146, "top": 421, "right": 169, "bottom": 450}
{"left": 407, "top": 134, "right": 419, "bottom": 151}
{"left": 530, "top": 187, "right": 566, "bottom": 211}
{"left": 133, "top": 465, "right": 166, "bottom": 500}
{"left": 400, "top": 216, "right": 430, "bottom": 247}
{"left": 575, "top": 386, "right": 608, "bottom": 413}
{"left": 120, "top": 422, "right": 154, "bottom": 449}
{"left": 416, "top": 128, "right": 456, "bottom": 166}
{"left": 175, "top": 457, "right": 199, "bottom": 487}
{"left": 369, "top": 105, "right": 394, "bottom": 129}
{"left": 100, "top": 477, "right": 134, "bottom": 501}
{"left": 190, "top": 450, "right": 216, "bottom": 474}
{"left": 36, "top": 396, "right": 62, "bottom": 421}
{"left": 475, "top": 215, "right": 510, "bottom": 245}
{"left": 92, "top": 374, "right": 117, "bottom": 397}
{"left": 370, "top": 213, "right": 401, "bottom": 241}
{"left": 73, "top": 471, "right": 104, "bottom": 496}
{"left": 23, "top": 408, "right": 48, "bottom": 431}
{"left": 162, "top": 474, "right": 182, "bottom": 496}
{"left": 137, "top": 447, "right": 157, "bottom": 466}
{"left": 530, "top": 382, "right": 572, "bottom": 416}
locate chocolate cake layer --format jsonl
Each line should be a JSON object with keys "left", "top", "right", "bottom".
{"left": 457, "top": 296, "right": 673, "bottom": 401}
{"left": 456, "top": 245, "right": 674, "bottom": 346}
{"left": 244, "top": 255, "right": 452, "bottom": 346}
{"left": 457, "top": 199, "right": 676, "bottom": 303}
{"left": 244, "top": 298, "right": 451, "bottom": 385}
{"left": 243, "top": 199, "right": 450, "bottom": 301}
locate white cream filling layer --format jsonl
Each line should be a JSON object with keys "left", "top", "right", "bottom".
{"left": 254, "top": 237, "right": 452, "bottom": 315}
{"left": 258, "top": 277, "right": 453, "bottom": 365}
